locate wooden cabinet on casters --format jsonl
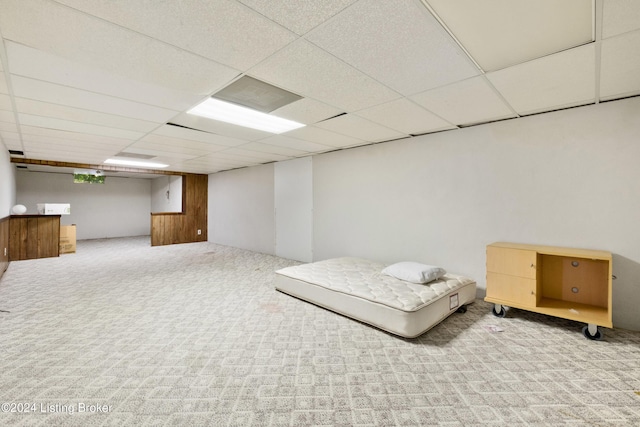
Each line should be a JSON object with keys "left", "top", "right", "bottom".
{"left": 485, "top": 242, "right": 612, "bottom": 340}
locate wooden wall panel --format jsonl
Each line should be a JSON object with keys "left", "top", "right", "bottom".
{"left": 151, "top": 174, "right": 208, "bottom": 246}
{"left": 0, "top": 217, "right": 9, "bottom": 279}
{"left": 8, "top": 215, "right": 60, "bottom": 261}
{"left": 26, "top": 218, "right": 38, "bottom": 259}
{"left": 9, "top": 217, "right": 26, "bottom": 260}
{"left": 38, "top": 216, "right": 59, "bottom": 258}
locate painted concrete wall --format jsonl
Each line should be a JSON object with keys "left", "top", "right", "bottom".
{"left": 275, "top": 157, "right": 313, "bottom": 262}
{"left": 207, "top": 98, "right": 640, "bottom": 330}
{"left": 313, "top": 98, "right": 640, "bottom": 330}
{"left": 151, "top": 175, "right": 182, "bottom": 213}
{"left": 16, "top": 170, "right": 151, "bottom": 239}
{"left": 0, "top": 142, "right": 16, "bottom": 217}
{"left": 208, "top": 163, "right": 275, "bottom": 255}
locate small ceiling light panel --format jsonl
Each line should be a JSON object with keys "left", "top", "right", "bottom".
{"left": 187, "top": 98, "right": 305, "bottom": 134}
{"left": 104, "top": 159, "right": 168, "bottom": 168}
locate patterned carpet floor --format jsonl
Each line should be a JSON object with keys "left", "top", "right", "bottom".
{"left": 0, "top": 236, "right": 639, "bottom": 426}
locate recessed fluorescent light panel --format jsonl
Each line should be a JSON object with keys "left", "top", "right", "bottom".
{"left": 104, "top": 159, "right": 168, "bottom": 168}
{"left": 187, "top": 97, "right": 306, "bottom": 134}
{"left": 188, "top": 76, "right": 305, "bottom": 134}
{"left": 115, "top": 151, "right": 156, "bottom": 160}
{"left": 214, "top": 76, "right": 302, "bottom": 113}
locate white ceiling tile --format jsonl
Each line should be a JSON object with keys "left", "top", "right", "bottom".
{"left": 410, "top": 76, "right": 516, "bottom": 125}
{"left": 24, "top": 143, "right": 128, "bottom": 163}
{"left": 487, "top": 44, "right": 596, "bottom": 115}
{"left": 426, "top": 0, "right": 593, "bottom": 72}
{"left": 251, "top": 39, "right": 400, "bottom": 112}
{"left": 602, "top": 0, "right": 640, "bottom": 39}
{"left": 21, "top": 141, "right": 129, "bottom": 160}
{"left": 355, "top": 98, "right": 455, "bottom": 135}
{"left": 179, "top": 155, "right": 248, "bottom": 167}
{"left": 600, "top": 30, "right": 640, "bottom": 100}
{"left": 198, "top": 151, "right": 262, "bottom": 165}
{"left": 170, "top": 113, "right": 271, "bottom": 142}
{"left": 5, "top": 42, "right": 210, "bottom": 110}
{"left": 23, "top": 153, "right": 121, "bottom": 166}
{"left": 15, "top": 98, "right": 158, "bottom": 133}
{"left": 306, "top": 0, "right": 479, "bottom": 95}
{"left": 176, "top": 157, "right": 248, "bottom": 172}
{"left": 24, "top": 141, "right": 120, "bottom": 155}
{"left": 220, "top": 147, "right": 291, "bottom": 163}
{"left": 113, "top": 145, "right": 199, "bottom": 161}
{"left": 0, "top": 131, "right": 19, "bottom": 144}
{"left": 238, "top": 0, "right": 358, "bottom": 35}
{"left": 124, "top": 155, "right": 190, "bottom": 169}
{"left": 11, "top": 76, "right": 178, "bottom": 123}
{"left": 284, "top": 125, "right": 364, "bottom": 148}
{"left": 271, "top": 98, "right": 344, "bottom": 125}
{"left": 135, "top": 134, "right": 228, "bottom": 154}
{"left": 0, "top": 0, "right": 627, "bottom": 176}
{"left": 20, "top": 151, "right": 110, "bottom": 164}
{"left": 124, "top": 141, "right": 202, "bottom": 162}
{"left": 1, "top": 138, "right": 22, "bottom": 151}
{"left": 0, "top": 1, "right": 240, "bottom": 94}
{"left": 54, "top": 0, "right": 295, "bottom": 70}
{"left": 0, "top": 122, "right": 18, "bottom": 133}
{"left": 19, "top": 125, "right": 134, "bottom": 148}
{"left": 258, "top": 135, "right": 335, "bottom": 153}
{"left": 153, "top": 124, "right": 247, "bottom": 147}
{"left": 314, "top": 114, "right": 408, "bottom": 142}
{"left": 235, "top": 142, "right": 308, "bottom": 157}
{"left": 0, "top": 110, "right": 16, "bottom": 123}
{"left": 0, "top": 93, "right": 12, "bottom": 110}
{"left": 18, "top": 114, "right": 144, "bottom": 140}
{"left": 0, "top": 71, "right": 8, "bottom": 94}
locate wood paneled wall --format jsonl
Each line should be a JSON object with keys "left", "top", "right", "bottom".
{"left": 8, "top": 215, "right": 60, "bottom": 261}
{"left": 151, "top": 174, "right": 208, "bottom": 246}
{"left": 0, "top": 216, "right": 9, "bottom": 278}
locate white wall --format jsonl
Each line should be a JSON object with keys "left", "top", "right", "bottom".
{"left": 151, "top": 175, "right": 182, "bottom": 213}
{"left": 16, "top": 170, "right": 151, "bottom": 239}
{"left": 208, "top": 97, "right": 640, "bottom": 330}
{"left": 275, "top": 157, "right": 313, "bottom": 262}
{"left": 313, "top": 97, "right": 640, "bottom": 331}
{"left": 208, "top": 163, "right": 275, "bottom": 254}
{"left": 0, "top": 142, "right": 17, "bottom": 217}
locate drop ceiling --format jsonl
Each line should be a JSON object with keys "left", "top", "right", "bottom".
{"left": 1, "top": 0, "right": 639, "bottom": 176}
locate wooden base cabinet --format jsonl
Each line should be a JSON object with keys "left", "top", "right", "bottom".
{"left": 9, "top": 215, "right": 61, "bottom": 261}
{"left": 485, "top": 242, "right": 612, "bottom": 340}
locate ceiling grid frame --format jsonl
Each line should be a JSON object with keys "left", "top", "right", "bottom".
{"left": 0, "top": 0, "right": 636, "bottom": 176}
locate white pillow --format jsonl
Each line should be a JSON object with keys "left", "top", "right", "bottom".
{"left": 381, "top": 262, "right": 446, "bottom": 284}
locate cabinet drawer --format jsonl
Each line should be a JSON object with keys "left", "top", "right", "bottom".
{"left": 487, "top": 246, "right": 537, "bottom": 279}
{"left": 486, "top": 272, "right": 537, "bottom": 307}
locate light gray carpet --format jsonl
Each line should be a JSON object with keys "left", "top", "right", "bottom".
{"left": 0, "top": 236, "right": 639, "bottom": 426}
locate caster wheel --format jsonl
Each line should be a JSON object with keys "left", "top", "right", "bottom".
{"left": 492, "top": 305, "right": 506, "bottom": 318}
{"left": 456, "top": 305, "right": 467, "bottom": 313}
{"left": 582, "top": 325, "right": 603, "bottom": 341}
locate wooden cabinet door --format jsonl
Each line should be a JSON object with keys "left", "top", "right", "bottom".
{"left": 486, "top": 272, "right": 537, "bottom": 307}
{"left": 487, "top": 246, "right": 537, "bottom": 279}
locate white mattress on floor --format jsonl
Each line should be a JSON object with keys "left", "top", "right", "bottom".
{"left": 275, "top": 257, "right": 476, "bottom": 338}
